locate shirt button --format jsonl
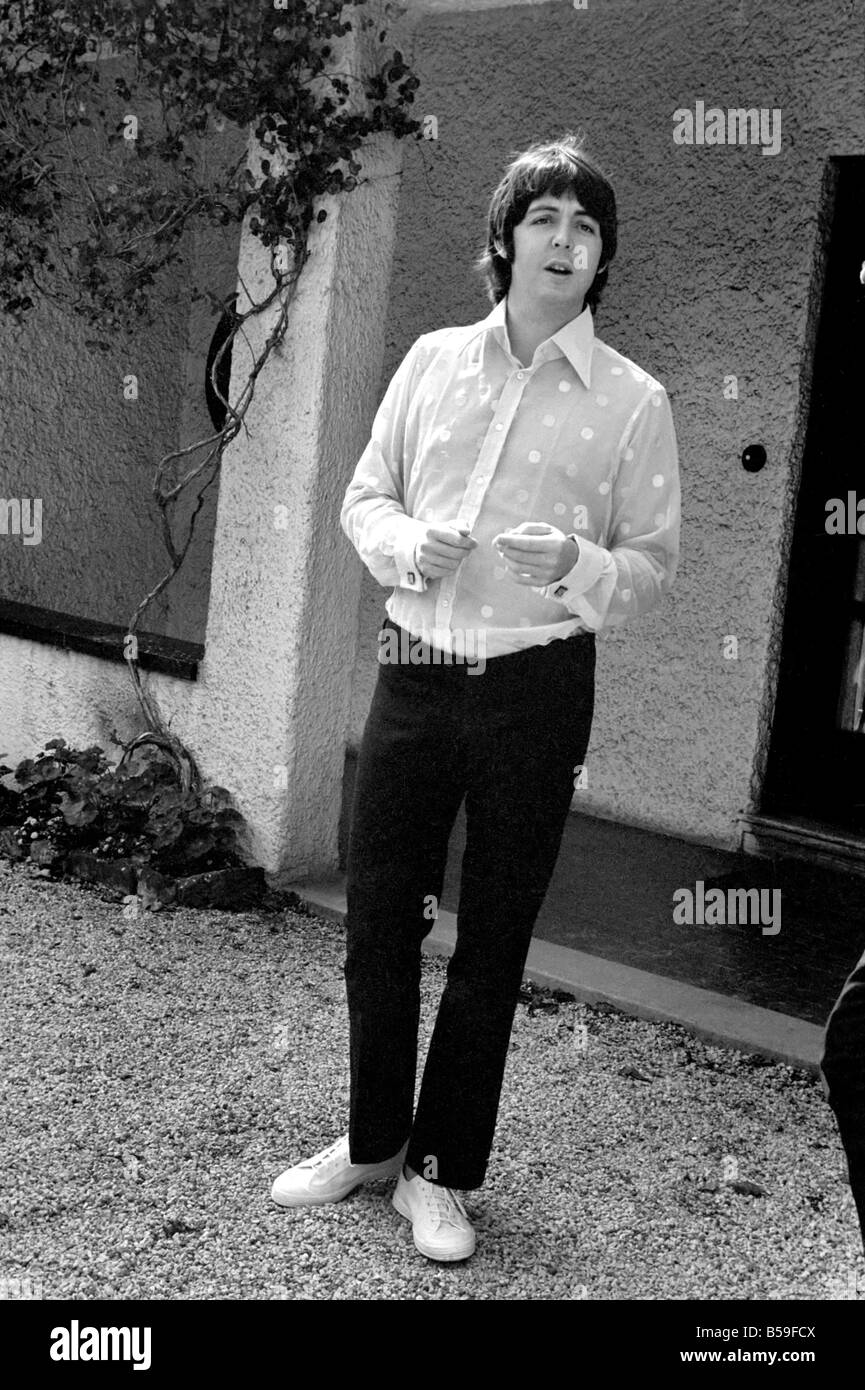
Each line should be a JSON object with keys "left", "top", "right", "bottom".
{"left": 442, "top": 600, "right": 449, "bottom": 608}
{"left": 516, "top": 371, "right": 525, "bottom": 380}
{"left": 495, "top": 422, "right": 504, "bottom": 430}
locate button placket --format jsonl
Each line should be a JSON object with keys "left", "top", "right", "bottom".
{"left": 436, "top": 370, "right": 527, "bottom": 632}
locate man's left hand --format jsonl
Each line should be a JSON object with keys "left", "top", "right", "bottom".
{"left": 493, "top": 522, "right": 579, "bottom": 587}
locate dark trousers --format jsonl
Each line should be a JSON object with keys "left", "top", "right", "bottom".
{"left": 821, "top": 946, "right": 865, "bottom": 1254}
{"left": 344, "top": 617, "right": 596, "bottom": 1190}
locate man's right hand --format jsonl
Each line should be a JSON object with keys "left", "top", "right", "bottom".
{"left": 416, "top": 523, "right": 478, "bottom": 580}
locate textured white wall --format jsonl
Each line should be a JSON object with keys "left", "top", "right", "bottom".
{"left": 0, "top": 127, "right": 405, "bottom": 881}
{"left": 0, "top": 61, "right": 244, "bottom": 645}
{"left": 1, "top": 23, "right": 407, "bottom": 880}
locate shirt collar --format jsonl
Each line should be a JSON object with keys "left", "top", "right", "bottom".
{"left": 472, "top": 295, "right": 595, "bottom": 389}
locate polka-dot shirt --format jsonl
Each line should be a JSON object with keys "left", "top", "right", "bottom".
{"left": 340, "top": 296, "right": 681, "bottom": 657}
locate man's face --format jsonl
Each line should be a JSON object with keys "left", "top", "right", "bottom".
{"left": 504, "top": 191, "right": 603, "bottom": 314}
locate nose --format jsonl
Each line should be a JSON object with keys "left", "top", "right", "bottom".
{"left": 551, "top": 222, "right": 572, "bottom": 249}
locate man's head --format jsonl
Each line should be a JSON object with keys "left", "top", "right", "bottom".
{"left": 476, "top": 133, "right": 618, "bottom": 315}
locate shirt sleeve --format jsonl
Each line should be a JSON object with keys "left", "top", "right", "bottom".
{"left": 340, "top": 336, "right": 433, "bottom": 592}
{"left": 543, "top": 384, "right": 681, "bottom": 629}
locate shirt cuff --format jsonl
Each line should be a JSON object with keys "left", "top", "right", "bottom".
{"left": 542, "top": 536, "right": 609, "bottom": 602}
{"left": 393, "top": 518, "right": 431, "bottom": 592}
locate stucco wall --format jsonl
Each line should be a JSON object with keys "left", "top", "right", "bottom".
{"left": 0, "top": 7, "right": 411, "bottom": 883}
{"left": 346, "top": 0, "right": 865, "bottom": 849}
{"left": 0, "top": 121, "right": 406, "bottom": 882}
{"left": 0, "top": 56, "right": 243, "bottom": 644}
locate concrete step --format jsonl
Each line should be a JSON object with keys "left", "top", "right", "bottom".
{"left": 287, "top": 877, "right": 826, "bottom": 1074}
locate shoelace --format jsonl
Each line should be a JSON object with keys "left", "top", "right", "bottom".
{"left": 302, "top": 1137, "right": 348, "bottom": 1171}
{"left": 418, "top": 1179, "right": 468, "bottom": 1228}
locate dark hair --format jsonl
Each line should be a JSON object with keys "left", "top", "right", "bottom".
{"left": 475, "top": 132, "right": 618, "bottom": 314}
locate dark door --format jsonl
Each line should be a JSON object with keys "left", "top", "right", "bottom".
{"left": 763, "top": 158, "right": 865, "bottom": 831}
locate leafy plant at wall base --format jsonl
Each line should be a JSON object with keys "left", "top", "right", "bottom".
{"left": 0, "top": 736, "right": 246, "bottom": 874}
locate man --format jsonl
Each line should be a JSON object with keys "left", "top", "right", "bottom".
{"left": 271, "top": 133, "right": 681, "bottom": 1262}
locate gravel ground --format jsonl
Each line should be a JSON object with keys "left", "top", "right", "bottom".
{"left": 1, "top": 857, "right": 863, "bottom": 1302}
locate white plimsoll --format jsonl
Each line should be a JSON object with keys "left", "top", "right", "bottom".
{"left": 271, "top": 1134, "right": 407, "bottom": 1208}
{"left": 392, "top": 1169, "right": 476, "bottom": 1262}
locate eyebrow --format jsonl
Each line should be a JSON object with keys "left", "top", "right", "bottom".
{"left": 526, "top": 202, "right": 599, "bottom": 222}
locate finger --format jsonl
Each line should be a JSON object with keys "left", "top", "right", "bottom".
{"left": 503, "top": 560, "right": 541, "bottom": 580}
{"left": 497, "top": 551, "right": 551, "bottom": 573}
{"left": 444, "top": 519, "right": 475, "bottom": 540}
{"left": 428, "top": 526, "right": 476, "bottom": 547}
{"left": 495, "top": 522, "right": 554, "bottom": 539}
{"left": 427, "top": 542, "right": 473, "bottom": 561}
{"left": 497, "top": 536, "right": 558, "bottom": 553}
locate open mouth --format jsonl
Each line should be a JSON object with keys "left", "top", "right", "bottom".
{"left": 545, "top": 264, "right": 573, "bottom": 277}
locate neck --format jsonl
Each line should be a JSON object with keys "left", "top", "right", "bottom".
{"left": 504, "top": 290, "right": 584, "bottom": 367}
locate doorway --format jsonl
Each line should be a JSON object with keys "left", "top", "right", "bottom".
{"left": 763, "top": 158, "right": 865, "bottom": 833}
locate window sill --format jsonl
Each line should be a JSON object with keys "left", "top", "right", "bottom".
{"left": 0, "top": 599, "right": 202, "bottom": 681}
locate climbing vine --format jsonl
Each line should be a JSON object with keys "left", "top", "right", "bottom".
{"left": 0, "top": 0, "right": 422, "bottom": 787}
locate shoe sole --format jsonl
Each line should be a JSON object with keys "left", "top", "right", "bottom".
{"left": 392, "top": 1188, "right": 476, "bottom": 1262}
{"left": 271, "top": 1157, "right": 404, "bottom": 1209}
